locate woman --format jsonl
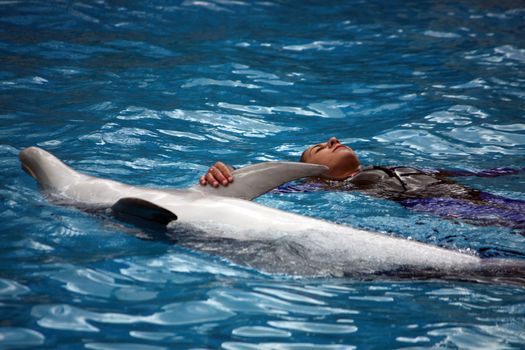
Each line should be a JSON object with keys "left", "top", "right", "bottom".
{"left": 200, "top": 137, "right": 525, "bottom": 232}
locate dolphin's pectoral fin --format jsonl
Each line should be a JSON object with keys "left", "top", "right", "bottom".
{"left": 190, "top": 161, "right": 329, "bottom": 200}
{"left": 111, "top": 197, "right": 177, "bottom": 227}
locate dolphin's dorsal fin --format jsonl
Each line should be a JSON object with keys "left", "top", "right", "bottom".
{"left": 190, "top": 161, "right": 328, "bottom": 200}
{"left": 112, "top": 197, "right": 177, "bottom": 226}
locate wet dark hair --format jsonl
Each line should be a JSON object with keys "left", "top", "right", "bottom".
{"left": 299, "top": 149, "right": 308, "bottom": 163}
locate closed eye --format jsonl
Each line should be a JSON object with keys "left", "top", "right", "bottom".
{"left": 310, "top": 144, "right": 325, "bottom": 156}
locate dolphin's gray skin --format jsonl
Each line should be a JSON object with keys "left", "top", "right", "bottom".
{"left": 19, "top": 147, "right": 525, "bottom": 283}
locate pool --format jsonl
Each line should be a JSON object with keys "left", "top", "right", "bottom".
{"left": 1, "top": 0, "right": 524, "bottom": 348}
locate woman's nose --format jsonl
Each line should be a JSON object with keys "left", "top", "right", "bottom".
{"left": 327, "top": 137, "right": 339, "bottom": 148}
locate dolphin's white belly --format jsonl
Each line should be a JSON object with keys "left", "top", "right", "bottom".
{"left": 158, "top": 195, "right": 482, "bottom": 271}
{"left": 51, "top": 175, "right": 481, "bottom": 271}
{"left": 58, "top": 176, "right": 480, "bottom": 271}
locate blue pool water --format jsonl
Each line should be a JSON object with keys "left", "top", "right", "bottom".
{"left": 1, "top": 0, "right": 525, "bottom": 348}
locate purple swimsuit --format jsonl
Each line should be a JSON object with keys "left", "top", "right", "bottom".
{"left": 273, "top": 166, "right": 525, "bottom": 232}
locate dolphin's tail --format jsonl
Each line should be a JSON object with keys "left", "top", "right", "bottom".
{"left": 471, "top": 258, "right": 525, "bottom": 285}
{"left": 372, "top": 257, "right": 525, "bottom": 286}
{"left": 440, "top": 258, "right": 525, "bottom": 286}
{"left": 19, "top": 147, "right": 86, "bottom": 191}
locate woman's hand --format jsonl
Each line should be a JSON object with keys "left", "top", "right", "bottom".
{"left": 199, "top": 161, "right": 234, "bottom": 187}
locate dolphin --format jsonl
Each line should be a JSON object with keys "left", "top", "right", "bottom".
{"left": 19, "top": 146, "right": 525, "bottom": 283}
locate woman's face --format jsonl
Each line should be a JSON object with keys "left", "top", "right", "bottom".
{"left": 302, "top": 137, "right": 360, "bottom": 179}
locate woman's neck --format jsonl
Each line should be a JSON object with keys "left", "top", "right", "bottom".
{"left": 322, "top": 165, "right": 362, "bottom": 181}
